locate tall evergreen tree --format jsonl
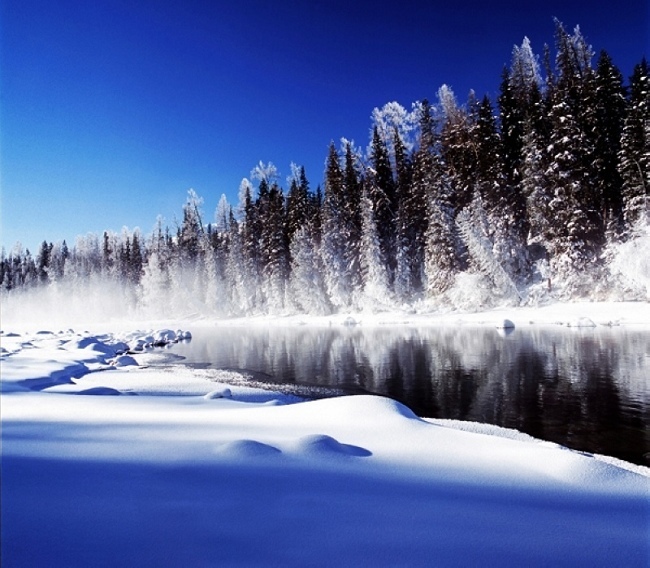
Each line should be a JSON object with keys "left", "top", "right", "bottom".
{"left": 286, "top": 166, "right": 310, "bottom": 246}
{"left": 394, "top": 127, "right": 422, "bottom": 300}
{"left": 321, "top": 142, "right": 353, "bottom": 308}
{"left": 368, "top": 126, "right": 397, "bottom": 282}
{"left": 416, "top": 99, "right": 460, "bottom": 296}
{"left": 594, "top": 51, "right": 627, "bottom": 231}
{"left": 619, "top": 58, "right": 650, "bottom": 231}
{"left": 359, "top": 184, "right": 392, "bottom": 308}
{"left": 342, "top": 142, "right": 363, "bottom": 293}
{"left": 438, "top": 85, "right": 474, "bottom": 212}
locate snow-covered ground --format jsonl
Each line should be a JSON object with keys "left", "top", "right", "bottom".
{"left": 1, "top": 320, "right": 649, "bottom": 567}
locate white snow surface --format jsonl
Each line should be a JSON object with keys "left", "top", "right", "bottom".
{"left": 1, "top": 319, "right": 649, "bottom": 567}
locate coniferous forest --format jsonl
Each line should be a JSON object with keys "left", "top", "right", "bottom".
{"left": 2, "top": 22, "right": 649, "bottom": 318}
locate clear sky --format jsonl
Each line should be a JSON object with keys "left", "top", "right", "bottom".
{"left": 1, "top": 0, "right": 648, "bottom": 253}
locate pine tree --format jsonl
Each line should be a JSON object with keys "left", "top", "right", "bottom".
{"left": 342, "top": 142, "right": 363, "bottom": 292}
{"left": 394, "top": 127, "right": 421, "bottom": 300}
{"left": 36, "top": 241, "right": 52, "bottom": 284}
{"left": 286, "top": 166, "right": 310, "bottom": 247}
{"left": 438, "top": 85, "right": 474, "bottom": 212}
{"left": 619, "top": 58, "right": 650, "bottom": 232}
{"left": 416, "top": 100, "right": 460, "bottom": 296}
{"left": 289, "top": 225, "right": 331, "bottom": 315}
{"left": 359, "top": 184, "right": 392, "bottom": 309}
{"left": 542, "top": 21, "right": 604, "bottom": 287}
{"left": 260, "top": 183, "right": 288, "bottom": 312}
{"left": 368, "top": 126, "right": 397, "bottom": 282}
{"left": 242, "top": 181, "right": 263, "bottom": 311}
{"left": 321, "top": 142, "right": 353, "bottom": 308}
{"left": 179, "top": 189, "right": 205, "bottom": 261}
{"left": 594, "top": 51, "right": 627, "bottom": 231}
{"left": 473, "top": 95, "right": 530, "bottom": 283}
{"left": 130, "top": 231, "right": 143, "bottom": 285}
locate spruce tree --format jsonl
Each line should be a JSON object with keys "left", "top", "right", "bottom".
{"left": 594, "top": 51, "right": 627, "bottom": 231}
{"left": 368, "top": 126, "right": 397, "bottom": 282}
{"left": 321, "top": 142, "right": 353, "bottom": 308}
{"left": 619, "top": 58, "right": 650, "bottom": 232}
{"left": 342, "top": 143, "right": 363, "bottom": 292}
{"left": 416, "top": 99, "right": 460, "bottom": 296}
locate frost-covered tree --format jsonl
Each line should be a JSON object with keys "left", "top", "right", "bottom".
{"left": 619, "top": 58, "right": 650, "bottom": 232}
{"left": 418, "top": 98, "right": 460, "bottom": 297}
{"left": 438, "top": 84, "right": 474, "bottom": 212}
{"left": 456, "top": 195, "right": 522, "bottom": 303}
{"left": 260, "top": 183, "right": 288, "bottom": 312}
{"left": 286, "top": 165, "right": 310, "bottom": 247}
{"left": 368, "top": 126, "right": 397, "bottom": 281}
{"left": 321, "top": 142, "right": 354, "bottom": 308}
{"left": 179, "top": 189, "right": 205, "bottom": 261}
{"left": 499, "top": 37, "right": 543, "bottom": 188}
{"left": 342, "top": 142, "right": 363, "bottom": 292}
{"left": 241, "top": 181, "right": 263, "bottom": 310}
{"left": 289, "top": 225, "right": 331, "bottom": 315}
{"left": 393, "top": 127, "right": 420, "bottom": 300}
{"left": 215, "top": 194, "right": 231, "bottom": 234}
{"left": 370, "top": 101, "right": 419, "bottom": 158}
{"left": 538, "top": 21, "right": 604, "bottom": 288}
{"left": 36, "top": 241, "right": 52, "bottom": 284}
{"left": 473, "top": 95, "right": 530, "bottom": 283}
{"left": 593, "top": 51, "right": 627, "bottom": 232}
{"left": 250, "top": 161, "right": 279, "bottom": 186}
{"left": 359, "top": 185, "right": 392, "bottom": 309}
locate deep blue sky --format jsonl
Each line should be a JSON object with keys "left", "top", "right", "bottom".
{"left": 1, "top": 0, "right": 648, "bottom": 252}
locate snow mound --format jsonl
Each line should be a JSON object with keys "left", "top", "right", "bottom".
{"left": 215, "top": 439, "right": 282, "bottom": 458}
{"left": 567, "top": 317, "right": 596, "bottom": 328}
{"left": 204, "top": 387, "right": 232, "bottom": 400}
{"left": 153, "top": 329, "right": 177, "bottom": 344}
{"left": 111, "top": 355, "right": 138, "bottom": 367}
{"left": 294, "top": 434, "right": 371, "bottom": 458}
{"left": 64, "top": 336, "right": 101, "bottom": 350}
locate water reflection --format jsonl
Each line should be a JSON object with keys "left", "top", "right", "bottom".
{"left": 171, "top": 325, "right": 650, "bottom": 465}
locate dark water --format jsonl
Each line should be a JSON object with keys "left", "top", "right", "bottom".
{"left": 170, "top": 325, "right": 650, "bottom": 466}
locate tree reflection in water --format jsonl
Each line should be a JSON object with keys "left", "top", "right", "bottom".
{"left": 171, "top": 325, "right": 650, "bottom": 466}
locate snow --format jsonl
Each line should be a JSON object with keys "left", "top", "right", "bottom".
{"left": 2, "top": 323, "right": 649, "bottom": 566}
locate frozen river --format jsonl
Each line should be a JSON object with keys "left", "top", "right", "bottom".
{"left": 170, "top": 324, "right": 650, "bottom": 465}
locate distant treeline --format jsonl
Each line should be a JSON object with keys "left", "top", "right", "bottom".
{"left": 2, "top": 21, "right": 648, "bottom": 315}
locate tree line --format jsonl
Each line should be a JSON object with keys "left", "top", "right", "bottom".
{"left": 2, "top": 21, "right": 648, "bottom": 316}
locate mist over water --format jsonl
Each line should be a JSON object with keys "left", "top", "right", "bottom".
{"left": 170, "top": 325, "right": 650, "bottom": 465}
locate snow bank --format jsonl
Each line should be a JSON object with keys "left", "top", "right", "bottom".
{"left": 1, "top": 328, "right": 649, "bottom": 567}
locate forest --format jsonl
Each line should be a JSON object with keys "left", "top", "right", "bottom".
{"left": 2, "top": 21, "right": 648, "bottom": 317}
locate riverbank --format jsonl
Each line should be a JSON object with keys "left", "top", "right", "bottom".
{"left": 1, "top": 326, "right": 648, "bottom": 566}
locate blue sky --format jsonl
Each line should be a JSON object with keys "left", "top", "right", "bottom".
{"left": 1, "top": 0, "right": 647, "bottom": 253}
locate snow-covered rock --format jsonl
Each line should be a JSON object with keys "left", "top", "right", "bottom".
{"left": 153, "top": 329, "right": 177, "bottom": 344}
{"left": 568, "top": 317, "right": 597, "bottom": 328}
{"left": 111, "top": 355, "right": 139, "bottom": 367}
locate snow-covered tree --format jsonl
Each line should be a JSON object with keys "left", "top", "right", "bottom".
{"left": 456, "top": 195, "right": 521, "bottom": 304}
{"left": 359, "top": 185, "right": 392, "bottom": 309}
{"left": 593, "top": 51, "right": 627, "bottom": 233}
{"left": 368, "top": 125, "right": 397, "bottom": 282}
{"left": 619, "top": 58, "right": 650, "bottom": 232}
{"left": 289, "top": 225, "right": 331, "bottom": 315}
{"left": 215, "top": 194, "right": 231, "bottom": 234}
{"left": 321, "top": 142, "right": 354, "bottom": 308}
